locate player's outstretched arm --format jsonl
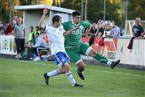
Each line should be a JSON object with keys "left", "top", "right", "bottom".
{"left": 63, "top": 26, "right": 79, "bottom": 36}
{"left": 38, "top": 8, "right": 49, "bottom": 29}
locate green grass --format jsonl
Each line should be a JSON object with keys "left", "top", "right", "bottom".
{"left": 0, "top": 58, "right": 145, "bottom": 97}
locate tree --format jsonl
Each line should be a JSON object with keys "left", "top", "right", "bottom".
{"left": 19, "top": 0, "right": 32, "bottom": 5}
{"left": 0, "top": 0, "right": 10, "bottom": 22}
{"left": 61, "top": 0, "right": 122, "bottom": 26}
{"left": 61, "top": 0, "right": 81, "bottom": 11}
{"left": 128, "top": 0, "right": 145, "bottom": 20}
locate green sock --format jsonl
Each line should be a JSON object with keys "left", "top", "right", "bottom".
{"left": 94, "top": 53, "right": 108, "bottom": 64}
{"left": 77, "top": 68, "right": 83, "bottom": 73}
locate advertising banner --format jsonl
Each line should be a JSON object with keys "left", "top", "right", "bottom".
{"left": 0, "top": 35, "right": 17, "bottom": 55}
{"left": 81, "top": 37, "right": 117, "bottom": 60}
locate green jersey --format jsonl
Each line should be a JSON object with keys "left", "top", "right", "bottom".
{"left": 28, "top": 32, "right": 34, "bottom": 42}
{"left": 28, "top": 32, "right": 36, "bottom": 45}
{"left": 63, "top": 21, "right": 91, "bottom": 50}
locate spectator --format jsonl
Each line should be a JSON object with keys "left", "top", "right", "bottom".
{"left": 6, "top": 21, "right": 13, "bottom": 35}
{"left": 88, "top": 23, "right": 98, "bottom": 36}
{"left": 97, "top": 19, "right": 104, "bottom": 37}
{"left": 28, "top": 26, "right": 36, "bottom": 46}
{"left": 31, "top": 32, "right": 49, "bottom": 61}
{"left": 104, "top": 20, "right": 113, "bottom": 38}
{"left": 27, "top": 26, "right": 36, "bottom": 58}
{"left": 132, "top": 17, "right": 144, "bottom": 37}
{"left": 128, "top": 17, "right": 144, "bottom": 50}
{"left": 88, "top": 20, "right": 105, "bottom": 46}
{"left": 11, "top": 19, "right": 17, "bottom": 29}
{"left": 13, "top": 16, "right": 26, "bottom": 59}
{"left": 35, "top": 26, "right": 41, "bottom": 34}
{"left": 109, "top": 20, "right": 120, "bottom": 37}
{"left": 88, "top": 23, "right": 99, "bottom": 46}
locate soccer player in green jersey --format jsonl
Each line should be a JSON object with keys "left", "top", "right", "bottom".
{"left": 62, "top": 11, "right": 120, "bottom": 80}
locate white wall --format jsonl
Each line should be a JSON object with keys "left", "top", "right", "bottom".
{"left": 24, "top": 10, "right": 50, "bottom": 41}
{"left": 115, "top": 38, "right": 145, "bottom": 66}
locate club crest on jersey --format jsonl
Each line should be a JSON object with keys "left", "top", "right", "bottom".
{"left": 59, "top": 28, "right": 62, "bottom": 31}
{"left": 79, "top": 25, "right": 83, "bottom": 29}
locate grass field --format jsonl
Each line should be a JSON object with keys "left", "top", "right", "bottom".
{"left": 0, "top": 58, "right": 145, "bottom": 97}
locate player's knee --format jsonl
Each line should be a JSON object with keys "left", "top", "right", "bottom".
{"left": 61, "top": 64, "right": 70, "bottom": 73}
{"left": 79, "top": 65, "right": 85, "bottom": 71}
{"left": 89, "top": 49, "right": 96, "bottom": 57}
{"left": 77, "top": 61, "right": 85, "bottom": 71}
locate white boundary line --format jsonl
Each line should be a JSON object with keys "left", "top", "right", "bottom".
{"left": 19, "top": 60, "right": 145, "bottom": 78}
{"left": 1, "top": 59, "right": 144, "bottom": 78}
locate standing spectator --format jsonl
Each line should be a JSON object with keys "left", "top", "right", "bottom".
{"left": 88, "top": 23, "right": 98, "bottom": 36}
{"left": 28, "top": 26, "right": 35, "bottom": 46}
{"left": 88, "top": 23, "right": 98, "bottom": 46}
{"left": 27, "top": 26, "right": 36, "bottom": 58}
{"left": 6, "top": 21, "right": 13, "bottom": 35}
{"left": 104, "top": 20, "right": 113, "bottom": 38}
{"left": 88, "top": 21, "right": 105, "bottom": 46}
{"left": 13, "top": 16, "right": 26, "bottom": 59}
{"left": 12, "top": 19, "right": 17, "bottom": 28}
{"left": 132, "top": 17, "right": 144, "bottom": 37}
{"left": 97, "top": 19, "right": 104, "bottom": 37}
{"left": 109, "top": 20, "right": 120, "bottom": 37}
{"left": 128, "top": 17, "right": 144, "bottom": 50}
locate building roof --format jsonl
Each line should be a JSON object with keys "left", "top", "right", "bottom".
{"left": 14, "top": 4, "right": 75, "bottom": 14}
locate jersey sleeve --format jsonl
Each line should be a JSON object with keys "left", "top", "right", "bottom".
{"left": 62, "top": 22, "right": 69, "bottom": 31}
{"left": 81, "top": 21, "right": 91, "bottom": 28}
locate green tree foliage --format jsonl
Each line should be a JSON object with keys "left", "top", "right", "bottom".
{"left": 61, "top": 0, "right": 81, "bottom": 11}
{"left": 128, "top": 0, "right": 145, "bottom": 20}
{"left": 60, "top": 0, "right": 122, "bottom": 26}
{"left": 19, "top": 0, "right": 32, "bottom": 5}
{"left": 0, "top": 0, "right": 10, "bottom": 22}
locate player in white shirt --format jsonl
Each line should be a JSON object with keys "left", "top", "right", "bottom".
{"left": 39, "top": 8, "right": 82, "bottom": 87}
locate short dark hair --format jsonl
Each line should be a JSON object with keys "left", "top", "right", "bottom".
{"left": 52, "top": 15, "right": 62, "bottom": 23}
{"left": 35, "top": 32, "right": 40, "bottom": 35}
{"left": 30, "top": 26, "right": 34, "bottom": 29}
{"left": 72, "top": 11, "right": 81, "bottom": 17}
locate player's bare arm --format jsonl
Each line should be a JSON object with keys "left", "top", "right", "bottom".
{"left": 63, "top": 26, "right": 80, "bottom": 36}
{"left": 38, "top": 8, "right": 49, "bottom": 29}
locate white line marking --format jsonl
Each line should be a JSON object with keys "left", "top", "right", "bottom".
{"left": 19, "top": 60, "right": 145, "bottom": 78}
{"left": 2, "top": 59, "right": 144, "bottom": 78}
{"left": 86, "top": 68, "right": 145, "bottom": 77}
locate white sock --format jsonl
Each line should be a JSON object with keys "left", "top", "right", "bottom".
{"left": 107, "top": 61, "right": 112, "bottom": 66}
{"left": 66, "top": 71, "right": 76, "bottom": 86}
{"left": 47, "top": 69, "right": 61, "bottom": 77}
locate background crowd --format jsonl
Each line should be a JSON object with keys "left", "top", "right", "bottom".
{"left": 0, "top": 16, "right": 145, "bottom": 61}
